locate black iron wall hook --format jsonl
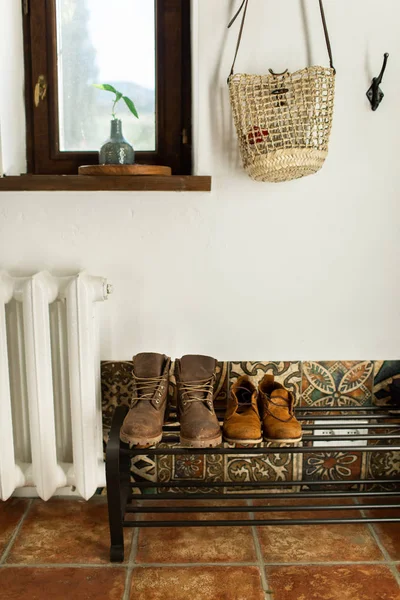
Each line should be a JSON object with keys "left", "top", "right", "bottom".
{"left": 367, "top": 53, "right": 389, "bottom": 111}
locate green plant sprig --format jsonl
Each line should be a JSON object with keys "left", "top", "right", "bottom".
{"left": 93, "top": 84, "right": 139, "bottom": 120}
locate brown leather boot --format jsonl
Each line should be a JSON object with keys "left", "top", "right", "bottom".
{"left": 223, "top": 376, "right": 262, "bottom": 444}
{"left": 258, "top": 374, "right": 302, "bottom": 443}
{"left": 175, "top": 355, "right": 222, "bottom": 447}
{"left": 120, "top": 353, "right": 170, "bottom": 446}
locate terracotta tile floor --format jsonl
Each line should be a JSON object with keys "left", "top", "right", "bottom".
{"left": 359, "top": 496, "right": 400, "bottom": 561}
{"left": 0, "top": 496, "right": 399, "bottom": 600}
{"left": 253, "top": 498, "right": 383, "bottom": 563}
{"left": 134, "top": 500, "right": 257, "bottom": 564}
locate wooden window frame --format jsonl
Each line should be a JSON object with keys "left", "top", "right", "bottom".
{"left": 22, "top": 0, "right": 192, "bottom": 175}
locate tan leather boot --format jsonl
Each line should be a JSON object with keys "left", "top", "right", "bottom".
{"left": 223, "top": 376, "right": 262, "bottom": 444}
{"left": 258, "top": 374, "right": 302, "bottom": 443}
{"left": 175, "top": 355, "right": 222, "bottom": 448}
{"left": 120, "top": 353, "right": 170, "bottom": 446}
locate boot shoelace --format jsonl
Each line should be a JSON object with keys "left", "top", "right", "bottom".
{"left": 261, "top": 392, "right": 295, "bottom": 423}
{"left": 133, "top": 375, "right": 166, "bottom": 405}
{"left": 179, "top": 377, "right": 215, "bottom": 409}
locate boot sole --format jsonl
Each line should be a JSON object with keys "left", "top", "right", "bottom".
{"left": 120, "top": 431, "right": 163, "bottom": 446}
{"left": 180, "top": 434, "right": 222, "bottom": 448}
{"left": 224, "top": 436, "right": 263, "bottom": 444}
{"left": 264, "top": 435, "right": 303, "bottom": 444}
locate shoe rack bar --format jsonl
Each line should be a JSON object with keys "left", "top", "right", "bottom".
{"left": 302, "top": 416, "right": 399, "bottom": 431}
{"left": 125, "top": 432, "right": 400, "bottom": 442}
{"left": 122, "top": 518, "right": 399, "bottom": 528}
{"left": 293, "top": 435, "right": 400, "bottom": 441}
{"left": 129, "top": 491, "right": 400, "bottom": 501}
{"left": 125, "top": 503, "right": 397, "bottom": 514}
{"left": 130, "top": 479, "right": 400, "bottom": 489}
{"left": 297, "top": 414, "right": 393, "bottom": 420}
{"left": 159, "top": 423, "right": 398, "bottom": 432}
{"left": 125, "top": 445, "right": 399, "bottom": 456}
{"left": 296, "top": 406, "right": 396, "bottom": 411}
{"left": 106, "top": 405, "right": 400, "bottom": 562}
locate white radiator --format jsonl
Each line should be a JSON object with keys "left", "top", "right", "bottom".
{"left": 0, "top": 271, "right": 111, "bottom": 501}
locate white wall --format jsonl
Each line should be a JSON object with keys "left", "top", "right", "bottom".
{"left": 0, "top": 0, "right": 400, "bottom": 360}
{"left": 0, "top": 0, "right": 26, "bottom": 175}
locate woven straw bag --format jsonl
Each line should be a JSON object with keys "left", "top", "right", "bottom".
{"left": 228, "top": 0, "right": 336, "bottom": 183}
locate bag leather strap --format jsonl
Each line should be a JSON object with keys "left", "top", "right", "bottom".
{"left": 228, "top": 0, "right": 335, "bottom": 78}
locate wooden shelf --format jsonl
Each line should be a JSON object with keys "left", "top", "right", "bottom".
{"left": 0, "top": 175, "right": 212, "bottom": 192}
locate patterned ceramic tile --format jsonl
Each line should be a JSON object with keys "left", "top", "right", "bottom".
{"left": 166, "top": 360, "right": 178, "bottom": 408}
{"left": 214, "top": 361, "right": 229, "bottom": 409}
{"left": 367, "top": 356, "right": 400, "bottom": 489}
{"left": 157, "top": 444, "right": 224, "bottom": 494}
{"left": 131, "top": 454, "right": 157, "bottom": 482}
{"left": 101, "top": 360, "right": 134, "bottom": 438}
{"left": 365, "top": 422, "right": 400, "bottom": 491}
{"left": 301, "top": 361, "right": 374, "bottom": 407}
{"left": 229, "top": 361, "right": 302, "bottom": 402}
{"left": 302, "top": 450, "right": 367, "bottom": 489}
{"left": 173, "top": 454, "right": 205, "bottom": 479}
{"left": 224, "top": 443, "right": 303, "bottom": 494}
{"left": 373, "top": 360, "right": 400, "bottom": 406}
{"left": 304, "top": 451, "right": 361, "bottom": 480}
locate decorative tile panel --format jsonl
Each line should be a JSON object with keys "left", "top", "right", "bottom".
{"left": 229, "top": 361, "right": 302, "bottom": 402}
{"left": 131, "top": 454, "right": 157, "bottom": 483}
{"left": 173, "top": 454, "right": 205, "bottom": 479}
{"left": 157, "top": 444, "right": 224, "bottom": 494}
{"left": 101, "top": 360, "right": 398, "bottom": 493}
{"left": 373, "top": 360, "right": 400, "bottom": 406}
{"left": 301, "top": 361, "right": 374, "bottom": 407}
{"left": 224, "top": 443, "right": 302, "bottom": 494}
{"left": 367, "top": 440, "right": 400, "bottom": 480}
{"left": 101, "top": 361, "right": 134, "bottom": 439}
{"left": 214, "top": 361, "right": 229, "bottom": 409}
{"left": 365, "top": 421, "right": 400, "bottom": 491}
{"left": 302, "top": 450, "right": 366, "bottom": 485}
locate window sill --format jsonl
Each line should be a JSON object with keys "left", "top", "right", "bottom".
{"left": 0, "top": 175, "right": 212, "bottom": 192}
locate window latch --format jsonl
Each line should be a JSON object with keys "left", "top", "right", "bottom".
{"left": 182, "top": 128, "right": 189, "bottom": 145}
{"left": 34, "top": 75, "right": 48, "bottom": 107}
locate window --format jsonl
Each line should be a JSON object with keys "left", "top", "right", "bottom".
{"left": 56, "top": 0, "right": 156, "bottom": 153}
{"left": 22, "top": 0, "right": 192, "bottom": 175}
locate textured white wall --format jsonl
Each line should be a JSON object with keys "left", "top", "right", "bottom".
{"left": 0, "top": 0, "right": 400, "bottom": 360}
